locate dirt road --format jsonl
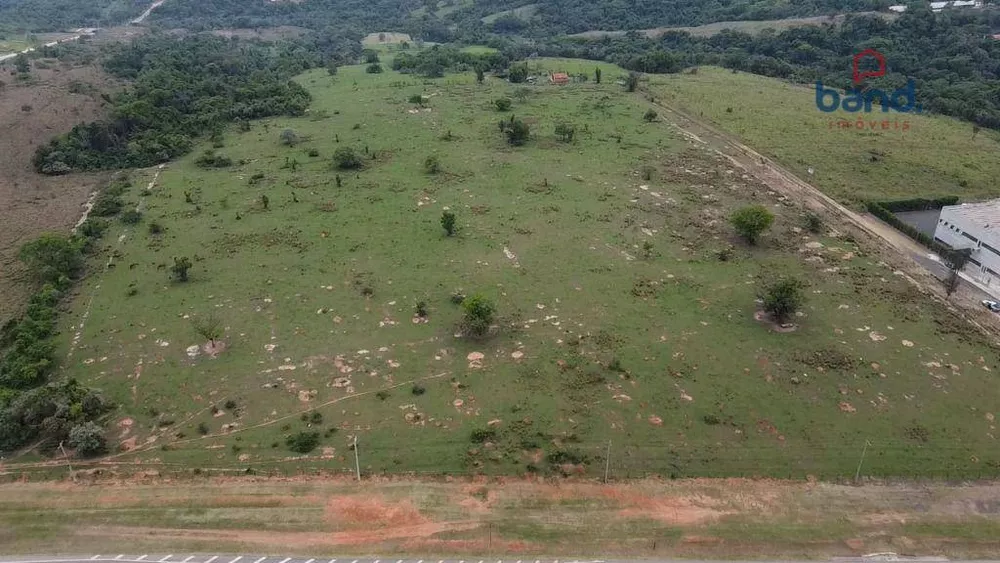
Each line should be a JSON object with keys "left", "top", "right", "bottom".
{"left": 644, "top": 91, "right": 1000, "bottom": 338}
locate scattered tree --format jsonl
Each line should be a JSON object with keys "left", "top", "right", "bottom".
{"left": 595, "top": 67, "right": 602, "bottom": 84}
{"left": 19, "top": 233, "right": 84, "bottom": 284}
{"left": 730, "top": 205, "right": 775, "bottom": 245}
{"left": 475, "top": 67, "right": 485, "bottom": 84}
{"left": 67, "top": 422, "right": 106, "bottom": 458}
{"left": 148, "top": 221, "right": 164, "bottom": 235}
{"left": 425, "top": 154, "right": 441, "bottom": 174}
{"left": 643, "top": 109, "right": 658, "bottom": 122}
{"left": 121, "top": 210, "right": 142, "bottom": 224}
{"left": 279, "top": 128, "right": 299, "bottom": 146}
{"left": 286, "top": 431, "right": 320, "bottom": 453}
{"left": 362, "top": 50, "right": 380, "bottom": 64}
{"left": 261, "top": 194, "right": 269, "bottom": 210}
{"left": 494, "top": 97, "right": 512, "bottom": 111}
{"left": 326, "top": 62, "right": 338, "bottom": 76}
{"left": 760, "top": 277, "right": 804, "bottom": 324}
{"left": 463, "top": 294, "right": 496, "bottom": 337}
{"left": 333, "top": 147, "right": 363, "bottom": 170}
{"left": 554, "top": 122, "right": 576, "bottom": 142}
{"left": 408, "top": 93, "right": 425, "bottom": 105}
{"left": 13, "top": 53, "right": 29, "bottom": 74}
{"left": 441, "top": 210, "right": 457, "bottom": 236}
{"left": 415, "top": 301, "right": 428, "bottom": 317}
{"left": 945, "top": 269, "right": 962, "bottom": 297}
{"left": 171, "top": 256, "right": 192, "bottom": 282}
{"left": 366, "top": 63, "right": 383, "bottom": 74}
{"left": 641, "top": 240, "right": 654, "bottom": 259}
{"left": 505, "top": 118, "right": 530, "bottom": 146}
{"left": 625, "top": 71, "right": 640, "bottom": 92}
{"left": 804, "top": 212, "right": 823, "bottom": 234}
{"left": 508, "top": 63, "right": 528, "bottom": 83}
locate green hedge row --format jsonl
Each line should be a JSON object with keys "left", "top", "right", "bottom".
{"left": 866, "top": 201, "right": 952, "bottom": 256}
{"left": 877, "top": 196, "right": 959, "bottom": 213}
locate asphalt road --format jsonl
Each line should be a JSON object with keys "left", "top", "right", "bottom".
{"left": 0, "top": 554, "right": 974, "bottom": 563}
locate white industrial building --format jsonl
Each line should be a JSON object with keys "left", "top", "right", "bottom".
{"left": 934, "top": 199, "right": 1000, "bottom": 287}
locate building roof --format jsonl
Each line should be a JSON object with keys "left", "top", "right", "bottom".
{"left": 888, "top": 5, "right": 908, "bottom": 12}
{"left": 942, "top": 199, "right": 1000, "bottom": 237}
{"left": 551, "top": 72, "right": 570, "bottom": 81}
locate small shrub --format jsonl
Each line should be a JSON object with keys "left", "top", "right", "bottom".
{"left": 125, "top": 286, "right": 138, "bottom": 297}
{"left": 408, "top": 94, "right": 425, "bottom": 105}
{"left": 643, "top": 109, "right": 658, "bottom": 122}
{"left": 608, "top": 357, "right": 623, "bottom": 372}
{"left": 703, "top": 414, "right": 721, "bottom": 425}
{"left": 462, "top": 293, "right": 496, "bottom": 337}
{"left": 505, "top": 118, "right": 530, "bottom": 146}
{"left": 197, "top": 422, "right": 209, "bottom": 435}
{"left": 68, "top": 422, "right": 106, "bottom": 457}
{"left": 804, "top": 212, "right": 823, "bottom": 234}
{"left": 279, "top": 128, "right": 299, "bottom": 146}
{"left": 333, "top": 147, "right": 363, "bottom": 170}
{"left": 554, "top": 122, "right": 575, "bottom": 142}
{"left": 224, "top": 399, "right": 237, "bottom": 410}
{"left": 641, "top": 240, "right": 654, "bottom": 259}
{"left": 717, "top": 246, "right": 734, "bottom": 261}
{"left": 309, "top": 412, "right": 323, "bottom": 424}
{"left": 411, "top": 384, "right": 426, "bottom": 396}
{"left": 415, "top": 301, "right": 428, "bottom": 317}
{"left": 375, "top": 390, "right": 390, "bottom": 401}
{"left": 308, "top": 149, "right": 319, "bottom": 157}
{"left": 286, "top": 431, "right": 320, "bottom": 453}
{"left": 441, "top": 210, "right": 457, "bottom": 236}
{"left": 148, "top": 221, "right": 164, "bottom": 235}
{"left": 425, "top": 155, "right": 441, "bottom": 174}
{"left": 450, "top": 292, "right": 466, "bottom": 304}
{"left": 366, "top": 63, "right": 383, "bottom": 74}
{"left": 121, "top": 210, "right": 142, "bottom": 225}
{"left": 494, "top": 97, "right": 512, "bottom": 111}
{"left": 171, "top": 256, "right": 192, "bottom": 282}
{"left": 730, "top": 205, "right": 775, "bottom": 245}
{"left": 470, "top": 428, "right": 497, "bottom": 443}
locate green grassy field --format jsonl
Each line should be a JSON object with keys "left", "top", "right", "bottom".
{"left": 649, "top": 67, "right": 1000, "bottom": 205}
{"left": 33, "top": 58, "right": 1000, "bottom": 480}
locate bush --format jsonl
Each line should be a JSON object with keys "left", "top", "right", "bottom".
{"left": 505, "top": 118, "right": 530, "bottom": 146}
{"left": 224, "top": 399, "right": 237, "bottom": 410}
{"left": 804, "top": 212, "right": 822, "bottom": 234}
{"left": 197, "top": 422, "right": 210, "bottom": 435}
{"left": 643, "top": 109, "right": 658, "bottom": 122}
{"left": 148, "top": 221, "right": 164, "bottom": 235}
{"left": 194, "top": 150, "right": 233, "bottom": 169}
{"left": 279, "top": 128, "right": 299, "bottom": 146}
{"left": 625, "top": 72, "right": 640, "bottom": 92}
{"left": 494, "top": 97, "right": 512, "bottom": 111}
{"left": 68, "top": 421, "right": 106, "bottom": 457}
{"left": 308, "top": 149, "right": 319, "bottom": 157}
{"left": 730, "top": 205, "right": 775, "bottom": 245}
{"left": 508, "top": 63, "right": 528, "bottom": 83}
{"left": 286, "top": 431, "right": 320, "bottom": 453}
{"left": 333, "top": 147, "right": 362, "bottom": 170}
{"left": 411, "top": 384, "right": 426, "bottom": 396}
{"left": 366, "top": 63, "right": 383, "bottom": 74}
{"left": 121, "top": 210, "right": 142, "bottom": 225}
{"left": 375, "top": 390, "right": 390, "bottom": 401}
{"left": 408, "top": 94, "right": 425, "bottom": 105}
{"left": 415, "top": 301, "right": 428, "bottom": 317}
{"left": 554, "top": 122, "right": 575, "bottom": 142}
{"left": 441, "top": 210, "right": 457, "bottom": 236}
{"left": 463, "top": 294, "right": 496, "bottom": 337}
{"left": 78, "top": 218, "right": 107, "bottom": 240}
{"left": 19, "top": 233, "right": 84, "bottom": 284}
{"left": 760, "top": 277, "right": 804, "bottom": 324}
{"left": 703, "top": 414, "right": 721, "bottom": 425}
{"left": 425, "top": 155, "right": 441, "bottom": 174}
{"left": 309, "top": 411, "right": 323, "bottom": 424}
{"left": 470, "top": 428, "right": 497, "bottom": 443}
{"left": 171, "top": 256, "right": 192, "bottom": 282}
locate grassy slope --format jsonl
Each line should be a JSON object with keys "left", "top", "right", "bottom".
{"left": 649, "top": 67, "right": 1000, "bottom": 205}
{"left": 38, "top": 58, "right": 1000, "bottom": 479}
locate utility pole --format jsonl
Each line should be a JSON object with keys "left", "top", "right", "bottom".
{"left": 59, "top": 441, "right": 74, "bottom": 481}
{"left": 854, "top": 439, "right": 871, "bottom": 482}
{"left": 353, "top": 435, "right": 361, "bottom": 481}
{"left": 604, "top": 440, "right": 612, "bottom": 483}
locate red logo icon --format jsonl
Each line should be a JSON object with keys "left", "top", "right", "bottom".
{"left": 853, "top": 48, "right": 887, "bottom": 84}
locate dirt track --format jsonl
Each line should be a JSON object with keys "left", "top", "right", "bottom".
{"left": 645, "top": 91, "right": 1000, "bottom": 340}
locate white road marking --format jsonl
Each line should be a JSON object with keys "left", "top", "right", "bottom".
{"left": 278, "top": 558, "right": 291, "bottom": 563}
{"left": 137, "top": 557, "right": 147, "bottom": 561}
{"left": 182, "top": 556, "right": 194, "bottom": 562}
{"left": 205, "top": 557, "right": 218, "bottom": 563}
{"left": 228, "top": 557, "right": 243, "bottom": 563}
{"left": 115, "top": 556, "right": 124, "bottom": 561}
{"left": 351, "top": 559, "right": 358, "bottom": 563}
{"left": 304, "top": 559, "right": 314, "bottom": 563}
{"left": 253, "top": 558, "right": 266, "bottom": 563}
{"left": 160, "top": 556, "right": 173, "bottom": 562}
{"left": 91, "top": 557, "right": 101, "bottom": 560}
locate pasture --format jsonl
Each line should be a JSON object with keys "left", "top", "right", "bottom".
{"left": 38, "top": 58, "right": 1000, "bottom": 479}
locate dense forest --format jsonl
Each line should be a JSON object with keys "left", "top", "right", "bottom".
{"left": 0, "top": 0, "right": 142, "bottom": 33}
{"left": 149, "top": 0, "right": 418, "bottom": 33}
{"left": 33, "top": 35, "right": 335, "bottom": 174}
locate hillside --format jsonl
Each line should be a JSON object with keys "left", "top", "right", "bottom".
{"left": 5, "top": 57, "right": 993, "bottom": 479}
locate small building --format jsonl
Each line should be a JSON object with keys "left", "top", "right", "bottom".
{"left": 888, "top": 5, "right": 908, "bottom": 12}
{"left": 550, "top": 72, "right": 570, "bottom": 85}
{"left": 930, "top": 1, "right": 949, "bottom": 11}
{"left": 934, "top": 199, "right": 1000, "bottom": 287}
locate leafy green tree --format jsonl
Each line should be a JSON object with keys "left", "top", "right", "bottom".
{"left": 730, "top": 205, "right": 775, "bottom": 245}
{"left": 366, "top": 63, "right": 383, "bottom": 74}
{"left": 279, "top": 129, "right": 299, "bottom": 146}
{"left": 463, "top": 294, "right": 496, "bottom": 337}
{"left": 425, "top": 155, "right": 441, "bottom": 174}
{"left": 595, "top": 67, "right": 602, "bottom": 84}
{"left": 505, "top": 118, "right": 530, "bottom": 146}
{"left": 508, "top": 63, "right": 528, "bottom": 83}
{"left": 494, "top": 97, "right": 512, "bottom": 111}
{"left": 362, "top": 49, "right": 380, "bottom": 64}
{"left": 409, "top": 94, "right": 425, "bottom": 105}
{"left": 476, "top": 67, "right": 485, "bottom": 84}
{"left": 643, "top": 109, "right": 658, "bottom": 122}
{"left": 171, "top": 256, "right": 192, "bottom": 282}
{"left": 760, "top": 278, "right": 804, "bottom": 324}
{"left": 19, "top": 233, "right": 84, "bottom": 284}
{"left": 441, "top": 210, "right": 456, "bottom": 236}
{"left": 286, "top": 431, "right": 320, "bottom": 453}
{"left": 67, "top": 421, "right": 106, "bottom": 457}
{"left": 333, "top": 147, "right": 362, "bottom": 170}
{"left": 193, "top": 314, "right": 223, "bottom": 346}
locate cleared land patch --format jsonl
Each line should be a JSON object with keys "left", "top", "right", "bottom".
{"left": 19, "top": 58, "right": 1000, "bottom": 480}
{"left": 570, "top": 13, "right": 896, "bottom": 39}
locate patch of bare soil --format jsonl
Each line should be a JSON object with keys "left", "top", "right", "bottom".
{"left": 0, "top": 54, "right": 117, "bottom": 324}
{"left": 210, "top": 26, "right": 310, "bottom": 41}
{"left": 325, "top": 495, "right": 428, "bottom": 528}
{"left": 753, "top": 310, "right": 799, "bottom": 332}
